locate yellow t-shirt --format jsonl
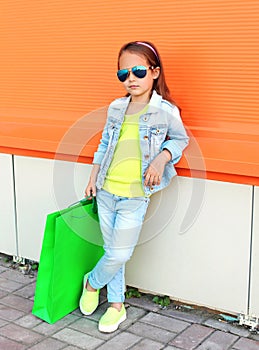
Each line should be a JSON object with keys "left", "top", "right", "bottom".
{"left": 103, "top": 106, "right": 148, "bottom": 197}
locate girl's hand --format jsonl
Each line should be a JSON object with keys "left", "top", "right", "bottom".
{"left": 85, "top": 180, "right": 96, "bottom": 198}
{"left": 144, "top": 150, "right": 171, "bottom": 187}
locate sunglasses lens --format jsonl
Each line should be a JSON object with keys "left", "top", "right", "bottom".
{"left": 117, "top": 69, "right": 129, "bottom": 82}
{"left": 132, "top": 66, "right": 147, "bottom": 78}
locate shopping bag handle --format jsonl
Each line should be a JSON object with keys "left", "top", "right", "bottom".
{"left": 91, "top": 196, "right": 98, "bottom": 214}
{"left": 69, "top": 196, "right": 98, "bottom": 214}
{"left": 82, "top": 196, "right": 98, "bottom": 214}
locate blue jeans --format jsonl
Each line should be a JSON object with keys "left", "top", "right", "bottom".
{"left": 88, "top": 189, "right": 150, "bottom": 303}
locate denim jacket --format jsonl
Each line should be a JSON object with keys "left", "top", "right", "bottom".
{"left": 93, "top": 90, "right": 189, "bottom": 197}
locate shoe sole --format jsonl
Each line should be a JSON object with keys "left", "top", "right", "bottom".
{"left": 98, "top": 313, "right": 127, "bottom": 333}
{"left": 79, "top": 274, "right": 99, "bottom": 316}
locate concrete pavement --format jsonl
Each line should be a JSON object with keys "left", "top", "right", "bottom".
{"left": 1, "top": 254, "right": 259, "bottom": 350}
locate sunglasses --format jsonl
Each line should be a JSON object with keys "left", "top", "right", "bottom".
{"left": 117, "top": 65, "right": 154, "bottom": 82}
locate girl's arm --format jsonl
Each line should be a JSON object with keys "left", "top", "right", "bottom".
{"left": 161, "top": 105, "right": 189, "bottom": 165}
{"left": 85, "top": 108, "right": 111, "bottom": 197}
{"left": 85, "top": 163, "right": 100, "bottom": 197}
{"left": 144, "top": 105, "right": 189, "bottom": 186}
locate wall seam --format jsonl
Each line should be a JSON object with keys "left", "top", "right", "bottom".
{"left": 247, "top": 185, "right": 255, "bottom": 314}
{"left": 11, "top": 155, "right": 20, "bottom": 258}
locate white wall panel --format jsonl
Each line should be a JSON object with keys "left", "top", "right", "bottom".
{"left": 248, "top": 186, "right": 259, "bottom": 315}
{"left": 126, "top": 177, "right": 252, "bottom": 314}
{"left": 13, "top": 155, "right": 254, "bottom": 314}
{"left": 0, "top": 154, "right": 17, "bottom": 256}
{"left": 14, "top": 156, "right": 92, "bottom": 261}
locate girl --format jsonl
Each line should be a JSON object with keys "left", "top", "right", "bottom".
{"left": 80, "top": 41, "right": 189, "bottom": 333}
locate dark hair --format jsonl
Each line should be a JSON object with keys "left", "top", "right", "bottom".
{"left": 118, "top": 41, "right": 174, "bottom": 103}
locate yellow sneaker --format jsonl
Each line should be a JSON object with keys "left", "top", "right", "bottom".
{"left": 79, "top": 273, "right": 99, "bottom": 316}
{"left": 98, "top": 305, "right": 127, "bottom": 333}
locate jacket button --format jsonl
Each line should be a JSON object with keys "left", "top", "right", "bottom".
{"left": 150, "top": 187, "right": 154, "bottom": 191}
{"left": 144, "top": 154, "right": 149, "bottom": 159}
{"left": 144, "top": 135, "right": 149, "bottom": 140}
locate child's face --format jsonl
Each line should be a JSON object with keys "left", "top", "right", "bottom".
{"left": 118, "top": 51, "right": 160, "bottom": 103}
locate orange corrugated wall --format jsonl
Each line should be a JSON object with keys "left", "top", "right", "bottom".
{"left": 0, "top": 0, "right": 259, "bottom": 184}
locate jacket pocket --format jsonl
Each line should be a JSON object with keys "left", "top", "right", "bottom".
{"left": 149, "top": 127, "right": 167, "bottom": 158}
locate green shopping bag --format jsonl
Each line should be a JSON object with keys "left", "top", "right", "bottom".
{"left": 32, "top": 198, "right": 104, "bottom": 324}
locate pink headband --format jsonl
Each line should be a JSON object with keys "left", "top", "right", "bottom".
{"left": 136, "top": 41, "right": 159, "bottom": 62}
